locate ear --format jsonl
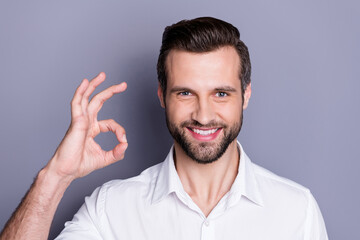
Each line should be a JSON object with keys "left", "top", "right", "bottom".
{"left": 157, "top": 84, "right": 165, "bottom": 108}
{"left": 242, "top": 83, "right": 252, "bottom": 109}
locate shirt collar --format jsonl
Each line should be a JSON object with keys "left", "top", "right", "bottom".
{"left": 151, "top": 145, "right": 185, "bottom": 204}
{"left": 151, "top": 142, "right": 264, "bottom": 207}
{"left": 229, "top": 142, "right": 264, "bottom": 207}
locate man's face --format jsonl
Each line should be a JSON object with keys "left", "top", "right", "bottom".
{"left": 158, "top": 46, "right": 251, "bottom": 164}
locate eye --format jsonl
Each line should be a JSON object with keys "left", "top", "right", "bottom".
{"left": 215, "top": 92, "right": 228, "bottom": 97}
{"left": 179, "top": 91, "right": 191, "bottom": 96}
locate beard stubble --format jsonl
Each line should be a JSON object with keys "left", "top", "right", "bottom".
{"left": 165, "top": 110, "right": 243, "bottom": 164}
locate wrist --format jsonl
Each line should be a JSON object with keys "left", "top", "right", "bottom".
{"left": 37, "top": 166, "right": 73, "bottom": 199}
{"left": 43, "top": 154, "right": 78, "bottom": 183}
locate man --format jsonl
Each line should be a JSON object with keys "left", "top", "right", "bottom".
{"left": 0, "top": 17, "right": 328, "bottom": 239}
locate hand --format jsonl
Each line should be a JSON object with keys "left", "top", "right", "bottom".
{"left": 45, "top": 72, "right": 128, "bottom": 181}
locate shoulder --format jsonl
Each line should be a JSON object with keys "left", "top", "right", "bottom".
{"left": 253, "top": 163, "right": 310, "bottom": 192}
{"left": 251, "top": 163, "right": 328, "bottom": 238}
{"left": 252, "top": 163, "right": 312, "bottom": 206}
{"left": 96, "top": 162, "right": 163, "bottom": 203}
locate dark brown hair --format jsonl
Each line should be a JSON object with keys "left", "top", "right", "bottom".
{"left": 157, "top": 16, "right": 251, "bottom": 99}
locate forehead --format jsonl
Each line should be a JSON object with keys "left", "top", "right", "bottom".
{"left": 165, "top": 46, "right": 241, "bottom": 89}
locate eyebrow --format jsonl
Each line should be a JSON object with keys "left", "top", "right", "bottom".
{"left": 214, "top": 86, "right": 237, "bottom": 92}
{"left": 169, "top": 86, "right": 238, "bottom": 93}
{"left": 169, "top": 87, "right": 192, "bottom": 94}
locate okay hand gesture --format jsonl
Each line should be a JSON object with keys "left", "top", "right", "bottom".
{"left": 46, "top": 72, "right": 128, "bottom": 181}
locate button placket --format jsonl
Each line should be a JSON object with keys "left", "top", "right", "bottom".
{"left": 201, "top": 219, "right": 215, "bottom": 240}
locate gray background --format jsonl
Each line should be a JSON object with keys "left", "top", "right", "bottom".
{"left": 0, "top": 0, "right": 359, "bottom": 239}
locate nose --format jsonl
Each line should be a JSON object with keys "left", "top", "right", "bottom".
{"left": 191, "top": 97, "right": 216, "bottom": 125}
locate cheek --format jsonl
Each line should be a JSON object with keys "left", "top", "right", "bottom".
{"left": 215, "top": 102, "right": 242, "bottom": 122}
{"left": 166, "top": 100, "right": 192, "bottom": 123}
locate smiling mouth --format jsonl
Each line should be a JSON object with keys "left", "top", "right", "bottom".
{"left": 187, "top": 126, "right": 222, "bottom": 138}
{"left": 188, "top": 127, "right": 219, "bottom": 135}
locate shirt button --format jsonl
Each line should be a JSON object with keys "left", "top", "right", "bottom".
{"left": 204, "top": 220, "right": 210, "bottom": 226}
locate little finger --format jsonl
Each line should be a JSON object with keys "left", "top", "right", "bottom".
{"left": 88, "top": 82, "right": 127, "bottom": 121}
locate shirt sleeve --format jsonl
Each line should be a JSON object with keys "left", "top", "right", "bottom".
{"left": 55, "top": 186, "right": 105, "bottom": 240}
{"left": 304, "top": 190, "right": 329, "bottom": 240}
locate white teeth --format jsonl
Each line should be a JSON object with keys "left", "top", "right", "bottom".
{"left": 192, "top": 128, "right": 218, "bottom": 136}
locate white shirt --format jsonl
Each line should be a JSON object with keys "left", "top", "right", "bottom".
{"left": 56, "top": 143, "right": 328, "bottom": 240}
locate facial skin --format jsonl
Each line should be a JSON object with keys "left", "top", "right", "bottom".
{"left": 158, "top": 46, "right": 251, "bottom": 164}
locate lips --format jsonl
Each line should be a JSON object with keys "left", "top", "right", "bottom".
{"left": 187, "top": 127, "right": 222, "bottom": 141}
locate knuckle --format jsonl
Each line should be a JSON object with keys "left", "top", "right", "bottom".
{"left": 93, "top": 96, "right": 105, "bottom": 107}
{"left": 117, "top": 125, "right": 125, "bottom": 134}
{"left": 119, "top": 153, "right": 125, "bottom": 160}
{"left": 99, "top": 97, "right": 106, "bottom": 105}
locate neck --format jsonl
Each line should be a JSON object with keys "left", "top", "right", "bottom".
{"left": 174, "top": 140, "right": 239, "bottom": 217}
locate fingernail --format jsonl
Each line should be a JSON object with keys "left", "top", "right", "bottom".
{"left": 122, "top": 134, "right": 127, "bottom": 143}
